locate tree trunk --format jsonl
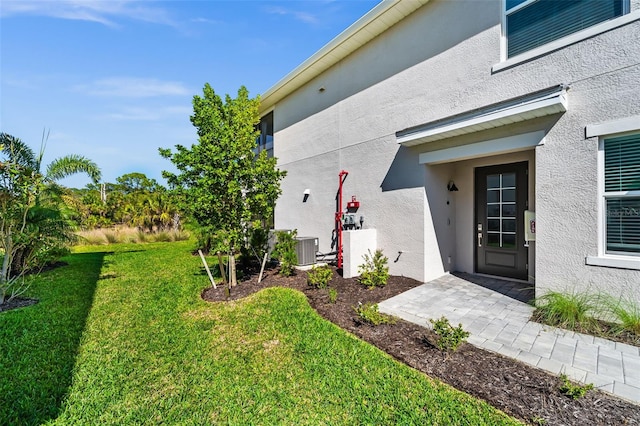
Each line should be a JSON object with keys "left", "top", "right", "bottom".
{"left": 216, "top": 252, "right": 228, "bottom": 286}
{"left": 1, "top": 232, "right": 13, "bottom": 305}
{"left": 230, "top": 255, "right": 237, "bottom": 287}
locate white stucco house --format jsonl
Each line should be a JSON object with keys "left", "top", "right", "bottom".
{"left": 257, "top": 0, "right": 640, "bottom": 303}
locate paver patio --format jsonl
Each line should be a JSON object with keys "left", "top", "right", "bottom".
{"left": 378, "top": 273, "right": 640, "bottom": 404}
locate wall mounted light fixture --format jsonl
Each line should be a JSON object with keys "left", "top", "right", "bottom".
{"left": 447, "top": 180, "right": 459, "bottom": 192}
{"left": 303, "top": 188, "right": 310, "bottom": 202}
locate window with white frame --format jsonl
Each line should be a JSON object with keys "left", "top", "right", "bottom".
{"left": 602, "top": 133, "right": 640, "bottom": 255}
{"left": 504, "top": 0, "right": 627, "bottom": 59}
{"left": 255, "top": 111, "right": 274, "bottom": 158}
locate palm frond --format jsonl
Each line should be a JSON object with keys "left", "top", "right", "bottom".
{"left": 46, "top": 155, "right": 102, "bottom": 184}
{"left": 0, "top": 133, "right": 37, "bottom": 168}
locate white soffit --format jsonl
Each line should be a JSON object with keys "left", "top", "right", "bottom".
{"left": 397, "top": 85, "right": 568, "bottom": 147}
{"left": 259, "top": 0, "right": 430, "bottom": 114}
{"left": 419, "top": 131, "right": 545, "bottom": 165}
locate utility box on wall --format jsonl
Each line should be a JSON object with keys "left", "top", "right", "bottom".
{"left": 343, "top": 229, "right": 377, "bottom": 278}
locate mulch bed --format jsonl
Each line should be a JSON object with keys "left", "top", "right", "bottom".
{"left": 202, "top": 266, "right": 640, "bottom": 426}
{"left": 0, "top": 297, "right": 38, "bottom": 312}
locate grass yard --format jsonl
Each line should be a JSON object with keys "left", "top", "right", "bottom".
{"left": 1, "top": 241, "right": 521, "bottom": 425}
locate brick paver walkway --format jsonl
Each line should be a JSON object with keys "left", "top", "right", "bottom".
{"left": 378, "top": 273, "right": 640, "bottom": 404}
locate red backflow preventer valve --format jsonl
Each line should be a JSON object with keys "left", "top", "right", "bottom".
{"left": 347, "top": 196, "right": 360, "bottom": 210}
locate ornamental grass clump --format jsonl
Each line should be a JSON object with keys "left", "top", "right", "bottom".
{"left": 603, "top": 296, "right": 640, "bottom": 337}
{"left": 533, "top": 291, "right": 599, "bottom": 333}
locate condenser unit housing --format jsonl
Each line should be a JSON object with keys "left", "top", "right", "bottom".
{"left": 295, "top": 237, "right": 318, "bottom": 266}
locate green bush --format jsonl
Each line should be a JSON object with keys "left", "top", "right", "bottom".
{"left": 240, "top": 225, "right": 270, "bottom": 268}
{"left": 429, "top": 316, "right": 470, "bottom": 352}
{"left": 358, "top": 249, "right": 389, "bottom": 289}
{"left": 307, "top": 265, "right": 333, "bottom": 289}
{"left": 328, "top": 287, "right": 338, "bottom": 304}
{"left": 272, "top": 230, "right": 298, "bottom": 277}
{"left": 559, "top": 374, "right": 593, "bottom": 399}
{"left": 353, "top": 302, "right": 397, "bottom": 326}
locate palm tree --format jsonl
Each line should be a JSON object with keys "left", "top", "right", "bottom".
{"left": 1, "top": 132, "right": 101, "bottom": 303}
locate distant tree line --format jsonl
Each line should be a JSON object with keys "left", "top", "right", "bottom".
{"left": 65, "top": 172, "right": 180, "bottom": 232}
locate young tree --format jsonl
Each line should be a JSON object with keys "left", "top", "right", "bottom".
{"left": 159, "top": 84, "right": 285, "bottom": 284}
{"left": 0, "top": 132, "right": 101, "bottom": 304}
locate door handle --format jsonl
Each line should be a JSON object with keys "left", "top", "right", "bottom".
{"left": 477, "top": 232, "right": 482, "bottom": 247}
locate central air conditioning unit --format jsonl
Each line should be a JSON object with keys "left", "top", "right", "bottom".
{"left": 295, "top": 237, "right": 318, "bottom": 266}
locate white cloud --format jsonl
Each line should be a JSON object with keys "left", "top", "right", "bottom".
{"left": 77, "top": 77, "right": 191, "bottom": 98}
{"left": 101, "top": 105, "right": 192, "bottom": 121}
{"left": 190, "top": 17, "right": 222, "bottom": 25}
{"left": 265, "top": 6, "right": 319, "bottom": 25}
{"left": 0, "top": 0, "right": 176, "bottom": 27}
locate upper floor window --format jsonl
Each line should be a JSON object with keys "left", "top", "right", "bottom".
{"left": 255, "top": 111, "right": 273, "bottom": 158}
{"left": 504, "top": 0, "right": 627, "bottom": 59}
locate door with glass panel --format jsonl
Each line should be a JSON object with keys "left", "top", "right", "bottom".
{"left": 475, "top": 162, "right": 528, "bottom": 280}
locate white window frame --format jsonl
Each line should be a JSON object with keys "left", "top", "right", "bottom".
{"left": 585, "top": 116, "right": 640, "bottom": 270}
{"left": 496, "top": 0, "right": 636, "bottom": 72}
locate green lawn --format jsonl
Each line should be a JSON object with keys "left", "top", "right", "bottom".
{"left": 1, "top": 241, "right": 521, "bottom": 425}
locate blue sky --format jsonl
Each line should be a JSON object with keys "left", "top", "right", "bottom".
{"left": 0, "top": 0, "right": 380, "bottom": 188}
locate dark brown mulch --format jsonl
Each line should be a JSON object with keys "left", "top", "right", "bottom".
{"left": 0, "top": 297, "right": 38, "bottom": 313}
{"left": 202, "top": 266, "right": 640, "bottom": 426}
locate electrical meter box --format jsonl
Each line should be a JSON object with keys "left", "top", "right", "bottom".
{"left": 343, "top": 213, "right": 357, "bottom": 229}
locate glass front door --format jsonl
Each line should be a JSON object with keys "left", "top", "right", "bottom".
{"left": 475, "top": 162, "right": 528, "bottom": 280}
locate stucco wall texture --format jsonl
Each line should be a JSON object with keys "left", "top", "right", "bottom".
{"left": 271, "top": 0, "right": 640, "bottom": 302}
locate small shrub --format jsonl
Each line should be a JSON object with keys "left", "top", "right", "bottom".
{"left": 533, "top": 291, "right": 599, "bottom": 333}
{"left": 172, "top": 230, "right": 190, "bottom": 241}
{"left": 307, "top": 265, "right": 333, "bottom": 289}
{"left": 603, "top": 296, "right": 640, "bottom": 337}
{"left": 80, "top": 232, "right": 107, "bottom": 245}
{"left": 328, "top": 287, "right": 338, "bottom": 304}
{"left": 429, "top": 316, "right": 469, "bottom": 352}
{"left": 353, "top": 302, "right": 396, "bottom": 326}
{"left": 272, "top": 230, "right": 298, "bottom": 277}
{"left": 136, "top": 230, "right": 148, "bottom": 243}
{"left": 559, "top": 374, "right": 593, "bottom": 399}
{"left": 531, "top": 416, "right": 546, "bottom": 425}
{"left": 358, "top": 249, "right": 389, "bottom": 289}
{"left": 104, "top": 231, "right": 119, "bottom": 244}
{"left": 154, "top": 231, "right": 172, "bottom": 242}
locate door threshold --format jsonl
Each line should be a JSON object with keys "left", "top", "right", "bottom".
{"left": 473, "top": 272, "right": 532, "bottom": 284}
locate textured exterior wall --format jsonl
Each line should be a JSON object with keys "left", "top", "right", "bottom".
{"left": 271, "top": 0, "right": 640, "bottom": 301}
{"left": 343, "top": 229, "right": 377, "bottom": 279}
